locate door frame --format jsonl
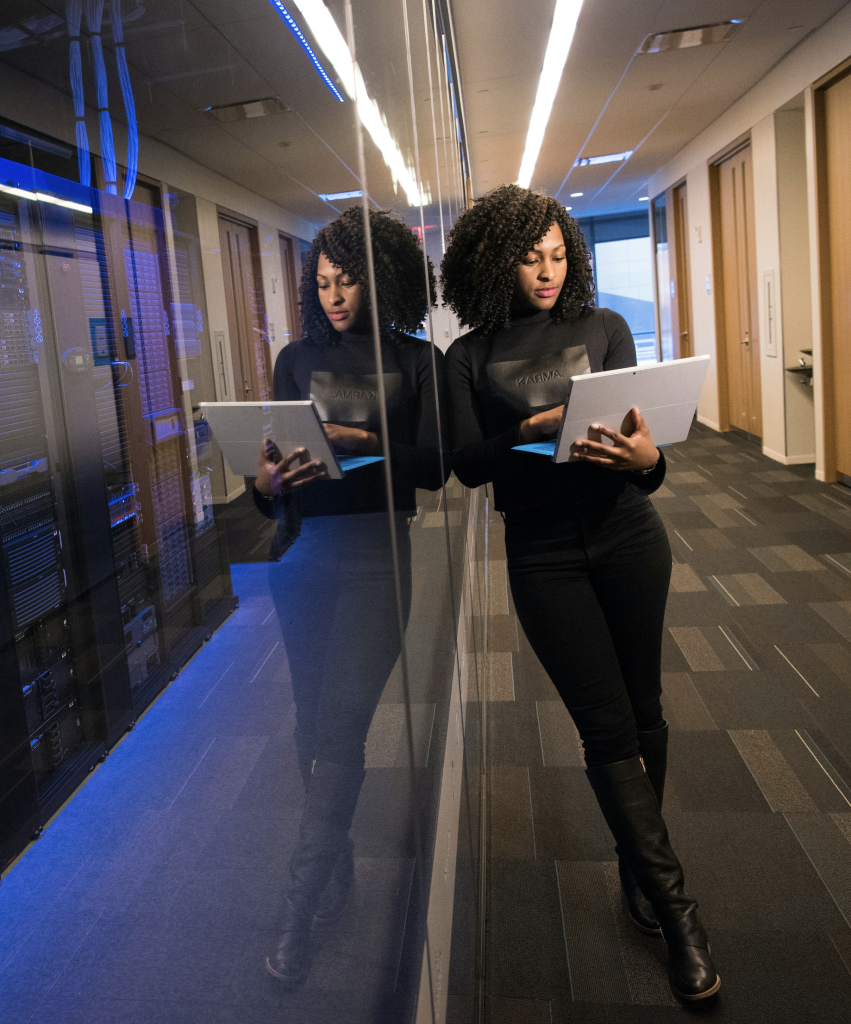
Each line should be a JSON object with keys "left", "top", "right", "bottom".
{"left": 810, "top": 61, "right": 851, "bottom": 483}
{"left": 216, "top": 209, "right": 272, "bottom": 402}
{"left": 709, "top": 134, "right": 752, "bottom": 433}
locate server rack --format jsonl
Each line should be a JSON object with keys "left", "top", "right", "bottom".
{"left": 0, "top": 164, "right": 234, "bottom": 872}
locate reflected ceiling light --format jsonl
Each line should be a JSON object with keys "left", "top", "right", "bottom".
{"left": 639, "top": 196, "right": 649, "bottom": 201}
{"left": 318, "top": 190, "right": 363, "bottom": 202}
{"left": 564, "top": 206, "right": 572, "bottom": 211}
{"left": 573, "top": 150, "right": 633, "bottom": 167}
{"left": 288, "top": 0, "right": 428, "bottom": 206}
{"left": 570, "top": 191, "right": 583, "bottom": 197}
{"left": 204, "top": 97, "right": 291, "bottom": 122}
{"left": 637, "top": 20, "right": 742, "bottom": 54}
{"left": 268, "top": 1, "right": 345, "bottom": 102}
{"left": 0, "top": 183, "right": 92, "bottom": 213}
{"left": 517, "top": 0, "right": 584, "bottom": 189}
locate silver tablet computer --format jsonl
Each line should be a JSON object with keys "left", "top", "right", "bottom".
{"left": 198, "top": 401, "right": 384, "bottom": 480}
{"left": 513, "top": 355, "right": 710, "bottom": 461}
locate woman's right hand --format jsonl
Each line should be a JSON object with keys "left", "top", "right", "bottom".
{"left": 518, "top": 405, "right": 564, "bottom": 444}
{"left": 255, "top": 439, "right": 328, "bottom": 497}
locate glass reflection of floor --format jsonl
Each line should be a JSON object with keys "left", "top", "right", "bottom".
{"left": 0, "top": 477, "right": 466, "bottom": 1023}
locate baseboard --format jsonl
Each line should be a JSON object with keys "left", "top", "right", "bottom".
{"left": 212, "top": 483, "right": 246, "bottom": 505}
{"left": 816, "top": 468, "right": 828, "bottom": 482}
{"left": 762, "top": 448, "right": 816, "bottom": 466}
{"left": 696, "top": 415, "right": 721, "bottom": 432}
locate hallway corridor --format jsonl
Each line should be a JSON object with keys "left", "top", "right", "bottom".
{"left": 475, "top": 424, "right": 851, "bottom": 1023}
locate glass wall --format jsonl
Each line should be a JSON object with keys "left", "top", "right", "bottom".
{"left": 0, "top": 3, "right": 483, "bottom": 1023}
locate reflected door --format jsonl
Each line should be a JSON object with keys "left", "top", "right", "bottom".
{"left": 672, "top": 183, "right": 693, "bottom": 359}
{"left": 716, "top": 145, "right": 762, "bottom": 437}
{"left": 822, "top": 72, "right": 851, "bottom": 480}
{"left": 218, "top": 216, "right": 271, "bottom": 401}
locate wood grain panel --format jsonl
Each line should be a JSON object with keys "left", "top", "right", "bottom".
{"left": 822, "top": 73, "right": 851, "bottom": 478}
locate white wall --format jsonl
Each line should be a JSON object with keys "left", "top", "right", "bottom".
{"left": 646, "top": 4, "right": 851, "bottom": 474}
{"left": 775, "top": 108, "right": 816, "bottom": 461}
{"left": 682, "top": 166, "right": 721, "bottom": 431}
{"left": 750, "top": 114, "right": 787, "bottom": 462}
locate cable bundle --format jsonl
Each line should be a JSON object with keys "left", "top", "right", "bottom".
{"left": 111, "top": 0, "right": 138, "bottom": 199}
{"left": 66, "top": 0, "right": 91, "bottom": 186}
{"left": 84, "top": 0, "right": 117, "bottom": 194}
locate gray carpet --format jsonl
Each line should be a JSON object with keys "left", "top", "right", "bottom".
{"left": 470, "top": 423, "right": 851, "bottom": 1023}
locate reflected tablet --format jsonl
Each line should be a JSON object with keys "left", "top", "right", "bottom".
{"left": 512, "top": 356, "right": 710, "bottom": 461}
{"left": 198, "top": 401, "right": 384, "bottom": 480}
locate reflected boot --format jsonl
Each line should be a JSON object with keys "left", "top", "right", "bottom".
{"left": 266, "top": 760, "right": 365, "bottom": 987}
{"left": 313, "top": 834, "right": 355, "bottom": 927}
{"left": 617, "top": 723, "right": 668, "bottom": 935}
{"left": 586, "top": 757, "right": 720, "bottom": 1001}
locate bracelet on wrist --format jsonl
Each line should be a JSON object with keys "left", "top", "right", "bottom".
{"left": 634, "top": 453, "right": 660, "bottom": 476}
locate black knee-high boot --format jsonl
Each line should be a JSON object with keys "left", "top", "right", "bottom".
{"left": 586, "top": 757, "right": 720, "bottom": 1001}
{"left": 266, "top": 760, "right": 365, "bottom": 987}
{"left": 618, "top": 722, "right": 668, "bottom": 934}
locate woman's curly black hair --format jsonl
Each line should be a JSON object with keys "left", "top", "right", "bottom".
{"left": 301, "top": 207, "right": 436, "bottom": 344}
{"left": 440, "top": 184, "right": 595, "bottom": 335}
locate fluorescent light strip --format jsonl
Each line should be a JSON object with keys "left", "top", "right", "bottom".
{"left": 573, "top": 150, "right": 633, "bottom": 167}
{"left": 0, "top": 183, "right": 92, "bottom": 213}
{"left": 292, "top": 0, "right": 428, "bottom": 206}
{"left": 318, "top": 190, "right": 363, "bottom": 201}
{"left": 517, "top": 0, "right": 584, "bottom": 189}
{"left": 268, "top": 1, "right": 345, "bottom": 102}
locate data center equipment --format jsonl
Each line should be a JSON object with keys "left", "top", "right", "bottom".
{"left": 0, "top": 157, "right": 235, "bottom": 871}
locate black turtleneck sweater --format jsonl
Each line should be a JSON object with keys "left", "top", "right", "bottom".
{"left": 444, "top": 307, "right": 666, "bottom": 512}
{"left": 255, "top": 330, "right": 447, "bottom": 518}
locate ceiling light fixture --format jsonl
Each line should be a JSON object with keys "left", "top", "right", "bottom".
{"left": 267, "top": 1, "right": 344, "bottom": 102}
{"left": 573, "top": 150, "right": 633, "bottom": 168}
{"left": 0, "top": 183, "right": 92, "bottom": 213}
{"left": 204, "top": 97, "right": 291, "bottom": 122}
{"left": 637, "top": 20, "right": 742, "bottom": 54}
{"left": 318, "top": 190, "right": 363, "bottom": 202}
{"left": 287, "top": 0, "right": 428, "bottom": 206}
{"left": 517, "top": 0, "right": 585, "bottom": 189}
{"left": 639, "top": 196, "right": 649, "bottom": 201}
{"left": 570, "top": 191, "right": 583, "bottom": 197}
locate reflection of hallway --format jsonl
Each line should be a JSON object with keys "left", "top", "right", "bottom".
{"left": 0, "top": 483, "right": 465, "bottom": 1024}
{"left": 479, "top": 425, "right": 851, "bottom": 1023}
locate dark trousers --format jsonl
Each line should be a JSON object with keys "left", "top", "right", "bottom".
{"left": 271, "top": 512, "right": 412, "bottom": 770}
{"left": 504, "top": 488, "right": 671, "bottom": 767}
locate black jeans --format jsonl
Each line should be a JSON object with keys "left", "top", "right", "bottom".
{"left": 504, "top": 487, "right": 671, "bottom": 767}
{"left": 270, "top": 512, "right": 412, "bottom": 770}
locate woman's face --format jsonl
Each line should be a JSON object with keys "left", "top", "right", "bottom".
{"left": 317, "top": 251, "right": 364, "bottom": 332}
{"left": 513, "top": 221, "right": 567, "bottom": 312}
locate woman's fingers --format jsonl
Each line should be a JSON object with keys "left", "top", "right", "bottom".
{"left": 591, "top": 422, "right": 628, "bottom": 446}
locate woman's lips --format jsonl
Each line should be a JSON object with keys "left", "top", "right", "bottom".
{"left": 535, "top": 287, "right": 558, "bottom": 297}
{"left": 328, "top": 310, "right": 350, "bottom": 321}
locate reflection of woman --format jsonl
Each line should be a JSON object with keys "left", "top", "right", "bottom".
{"left": 253, "top": 208, "right": 446, "bottom": 988}
{"left": 441, "top": 186, "right": 719, "bottom": 1001}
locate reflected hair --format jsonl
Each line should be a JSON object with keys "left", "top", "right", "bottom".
{"left": 301, "top": 207, "right": 436, "bottom": 344}
{"left": 440, "top": 184, "right": 595, "bottom": 336}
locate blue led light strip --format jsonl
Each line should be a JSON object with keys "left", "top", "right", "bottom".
{"left": 268, "top": 1, "right": 345, "bottom": 103}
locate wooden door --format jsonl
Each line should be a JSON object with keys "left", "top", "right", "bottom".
{"left": 218, "top": 216, "right": 271, "bottom": 401}
{"left": 822, "top": 72, "right": 851, "bottom": 480}
{"left": 279, "top": 233, "right": 302, "bottom": 344}
{"left": 716, "top": 145, "right": 762, "bottom": 437}
{"left": 672, "top": 183, "right": 693, "bottom": 359}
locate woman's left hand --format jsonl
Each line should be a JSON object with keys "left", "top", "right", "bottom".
{"left": 570, "top": 407, "right": 660, "bottom": 473}
{"left": 323, "top": 423, "right": 380, "bottom": 455}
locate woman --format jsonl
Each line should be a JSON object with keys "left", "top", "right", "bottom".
{"left": 254, "top": 207, "right": 447, "bottom": 987}
{"left": 441, "top": 185, "right": 719, "bottom": 1001}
